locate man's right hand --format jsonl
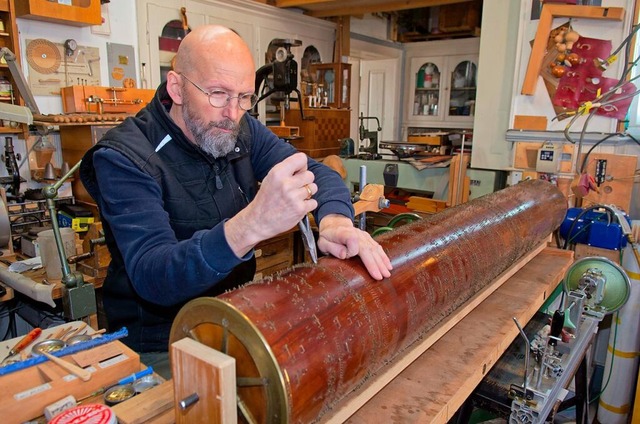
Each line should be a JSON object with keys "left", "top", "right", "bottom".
{"left": 224, "top": 152, "right": 317, "bottom": 258}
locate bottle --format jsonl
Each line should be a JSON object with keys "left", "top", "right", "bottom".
{"left": 417, "top": 68, "right": 425, "bottom": 88}
{"left": 424, "top": 73, "right": 433, "bottom": 88}
{"left": 0, "top": 77, "right": 11, "bottom": 98}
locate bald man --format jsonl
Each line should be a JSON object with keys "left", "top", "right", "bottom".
{"left": 80, "top": 26, "right": 391, "bottom": 374}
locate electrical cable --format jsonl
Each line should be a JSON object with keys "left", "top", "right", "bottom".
{"left": 562, "top": 22, "right": 640, "bottom": 174}
{"left": 579, "top": 132, "right": 623, "bottom": 174}
{"left": 589, "top": 311, "right": 619, "bottom": 404}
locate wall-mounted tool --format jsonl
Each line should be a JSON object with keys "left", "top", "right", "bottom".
{"left": 358, "top": 113, "right": 382, "bottom": 159}
{"left": 3, "top": 136, "right": 22, "bottom": 201}
{"left": 63, "top": 39, "right": 77, "bottom": 57}
{"left": 252, "top": 39, "right": 305, "bottom": 120}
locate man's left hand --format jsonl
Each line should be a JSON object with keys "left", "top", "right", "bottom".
{"left": 317, "top": 214, "right": 392, "bottom": 280}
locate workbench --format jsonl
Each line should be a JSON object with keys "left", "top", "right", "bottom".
{"left": 0, "top": 258, "right": 101, "bottom": 329}
{"left": 341, "top": 158, "right": 503, "bottom": 201}
{"left": 109, "top": 247, "right": 574, "bottom": 423}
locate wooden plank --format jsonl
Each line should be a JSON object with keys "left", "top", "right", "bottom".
{"left": 112, "top": 380, "right": 175, "bottom": 424}
{"left": 521, "top": 5, "right": 624, "bottom": 95}
{"left": 339, "top": 247, "right": 574, "bottom": 423}
{"left": 172, "top": 338, "right": 237, "bottom": 424}
{"left": 513, "top": 115, "right": 548, "bottom": 131}
{"left": 580, "top": 152, "right": 636, "bottom": 212}
{"left": 321, "top": 243, "right": 561, "bottom": 423}
{"left": 513, "top": 142, "right": 575, "bottom": 173}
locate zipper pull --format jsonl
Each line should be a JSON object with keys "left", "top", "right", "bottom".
{"left": 213, "top": 165, "right": 223, "bottom": 190}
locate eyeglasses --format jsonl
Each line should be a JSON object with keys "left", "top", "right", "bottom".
{"left": 180, "top": 74, "right": 258, "bottom": 111}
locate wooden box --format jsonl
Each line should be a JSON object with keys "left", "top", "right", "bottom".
{"left": 61, "top": 86, "right": 156, "bottom": 115}
{"left": 254, "top": 232, "right": 294, "bottom": 280}
{"left": 15, "top": 0, "right": 102, "bottom": 27}
{"left": 284, "top": 108, "right": 350, "bottom": 159}
{"left": 0, "top": 340, "right": 140, "bottom": 423}
{"left": 574, "top": 244, "right": 621, "bottom": 264}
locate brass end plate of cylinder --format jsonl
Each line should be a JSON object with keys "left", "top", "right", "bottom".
{"left": 169, "top": 297, "right": 289, "bottom": 423}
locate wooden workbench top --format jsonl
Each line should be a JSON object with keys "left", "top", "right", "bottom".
{"left": 340, "top": 247, "right": 573, "bottom": 423}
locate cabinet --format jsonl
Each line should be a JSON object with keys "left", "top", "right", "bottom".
{"left": 308, "top": 62, "right": 352, "bottom": 109}
{"left": 15, "top": 0, "right": 101, "bottom": 27}
{"left": 0, "top": 0, "right": 24, "bottom": 133}
{"left": 403, "top": 38, "right": 480, "bottom": 131}
{"left": 408, "top": 54, "right": 477, "bottom": 124}
{"left": 284, "top": 108, "right": 350, "bottom": 159}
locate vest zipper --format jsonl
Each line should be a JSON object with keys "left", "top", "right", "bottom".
{"left": 213, "top": 164, "right": 223, "bottom": 190}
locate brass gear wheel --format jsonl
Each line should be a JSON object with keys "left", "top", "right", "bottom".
{"left": 169, "top": 297, "right": 290, "bottom": 423}
{"left": 26, "top": 39, "right": 61, "bottom": 74}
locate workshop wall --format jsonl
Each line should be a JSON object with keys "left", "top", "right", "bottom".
{"left": 5, "top": 1, "right": 138, "bottom": 192}
{"left": 16, "top": 0, "right": 139, "bottom": 115}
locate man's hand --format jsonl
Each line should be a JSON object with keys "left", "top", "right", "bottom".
{"left": 225, "top": 153, "right": 316, "bottom": 257}
{"left": 318, "top": 214, "right": 392, "bottom": 280}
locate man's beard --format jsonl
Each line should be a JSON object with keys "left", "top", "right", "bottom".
{"left": 182, "top": 100, "right": 240, "bottom": 158}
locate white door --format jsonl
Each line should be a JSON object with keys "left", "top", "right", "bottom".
{"left": 359, "top": 58, "right": 400, "bottom": 157}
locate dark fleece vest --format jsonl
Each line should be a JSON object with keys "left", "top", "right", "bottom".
{"left": 80, "top": 88, "right": 258, "bottom": 352}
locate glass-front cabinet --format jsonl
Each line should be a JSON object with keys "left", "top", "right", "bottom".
{"left": 407, "top": 54, "right": 478, "bottom": 125}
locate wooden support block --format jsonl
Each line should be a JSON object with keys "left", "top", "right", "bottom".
{"left": 513, "top": 142, "right": 575, "bottom": 173}
{"left": 580, "top": 152, "right": 636, "bottom": 212}
{"left": 171, "top": 338, "right": 237, "bottom": 424}
{"left": 574, "top": 244, "right": 621, "bottom": 264}
{"left": 112, "top": 380, "right": 175, "bottom": 424}
{"left": 521, "top": 5, "right": 624, "bottom": 95}
{"left": 406, "top": 196, "right": 448, "bottom": 214}
{"left": 448, "top": 153, "right": 470, "bottom": 206}
{"left": 513, "top": 115, "right": 548, "bottom": 131}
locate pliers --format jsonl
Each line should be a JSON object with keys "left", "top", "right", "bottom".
{"left": 298, "top": 214, "right": 318, "bottom": 264}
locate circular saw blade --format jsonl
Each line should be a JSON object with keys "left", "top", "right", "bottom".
{"left": 26, "top": 39, "right": 61, "bottom": 74}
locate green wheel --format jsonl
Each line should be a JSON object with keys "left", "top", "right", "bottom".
{"left": 388, "top": 213, "right": 422, "bottom": 228}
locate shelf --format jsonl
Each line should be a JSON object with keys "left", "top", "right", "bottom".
{"left": 0, "top": 32, "right": 9, "bottom": 37}
{"left": 15, "top": 0, "right": 102, "bottom": 27}
{"left": 0, "top": 127, "right": 22, "bottom": 134}
{"left": 451, "top": 87, "right": 476, "bottom": 91}
{"left": 416, "top": 87, "right": 440, "bottom": 92}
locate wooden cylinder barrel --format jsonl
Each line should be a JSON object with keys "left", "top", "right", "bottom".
{"left": 170, "top": 179, "right": 567, "bottom": 423}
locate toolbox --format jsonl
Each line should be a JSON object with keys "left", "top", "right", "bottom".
{"left": 0, "top": 338, "right": 140, "bottom": 423}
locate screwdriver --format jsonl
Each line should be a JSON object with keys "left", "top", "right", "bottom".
{"left": 1, "top": 327, "right": 42, "bottom": 364}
